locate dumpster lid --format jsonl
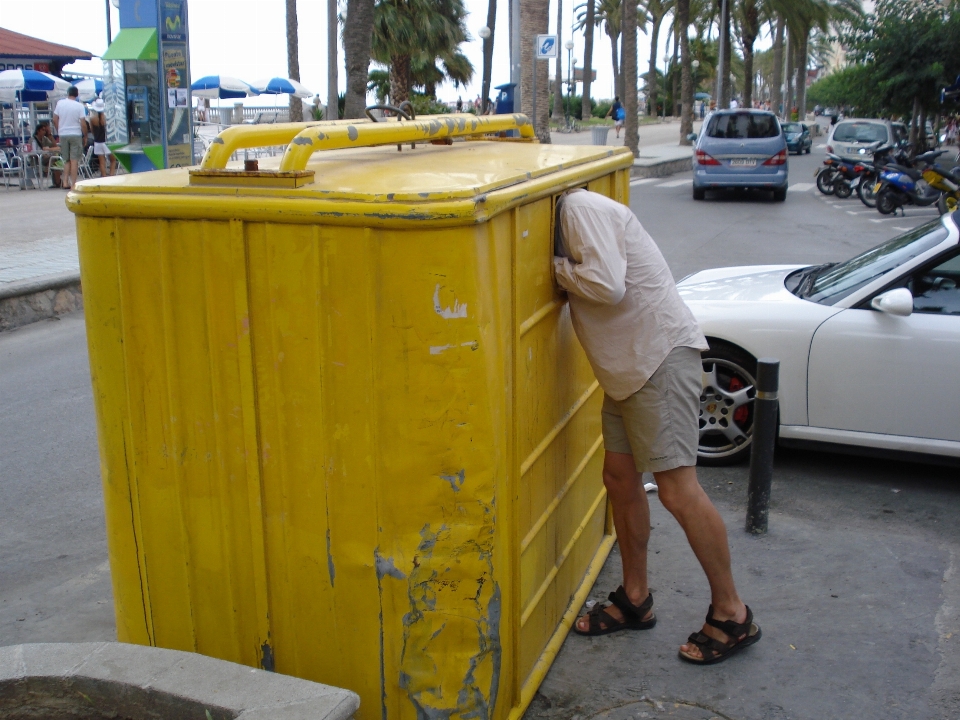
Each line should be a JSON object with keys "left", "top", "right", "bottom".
{"left": 68, "top": 115, "right": 634, "bottom": 227}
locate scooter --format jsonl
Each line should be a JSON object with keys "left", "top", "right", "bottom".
{"left": 922, "top": 162, "right": 960, "bottom": 214}
{"left": 854, "top": 143, "right": 908, "bottom": 208}
{"left": 820, "top": 153, "right": 862, "bottom": 198}
{"left": 875, "top": 149, "right": 949, "bottom": 215}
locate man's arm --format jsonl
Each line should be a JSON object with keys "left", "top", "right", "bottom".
{"left": 52, "top": 112, "right": 59, "bottom": 134}
{"left": 553, "top": 206, "right": 627, "bottom": 305}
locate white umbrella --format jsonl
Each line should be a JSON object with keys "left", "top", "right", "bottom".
{"left": 0, "top": 69, "right": 71, "bottom": 103}
{"left": 190, "top": 75, "right": 258, "bottom": 99}
{"left": 251, "top": 77, "right": 313, "bottom": 99}
{"left": 74, "top": 78, "right": 104, "bottom": 103}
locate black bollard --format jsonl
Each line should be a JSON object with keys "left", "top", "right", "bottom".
{"left": 745, "top": 358, "right": 780, "bottom": 535}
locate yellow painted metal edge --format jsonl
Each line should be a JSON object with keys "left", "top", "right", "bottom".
{"left": 507, "top": 532, "right": 616, "bottom": 720}
{"left": 189, "top": 169, "right": 315, "bottom": 188}
{"left": 66, "top": 150, "right": 634, "bottom": 229}
{"left": 520, "top": 381, "right": 600, "bottom": 476}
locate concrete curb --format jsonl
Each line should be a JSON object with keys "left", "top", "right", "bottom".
{"left": 631, "top": 155, "right": 693, "bottom": 179}
{"left": 0, "top": 642, "right": 360, "bottom": 720}
{"left": 0, "top": 271, "right": 83, "bottom": 332}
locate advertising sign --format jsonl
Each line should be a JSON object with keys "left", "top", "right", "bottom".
{"left": 158, "top": 0, "right": 192, "bottom": 167}
{"left": 161, "top": 0, "right": 187, "bottom": 41}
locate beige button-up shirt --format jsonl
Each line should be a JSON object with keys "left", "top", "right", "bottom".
{"left": 553, "top": 189, "right": 707, "bottom": 401}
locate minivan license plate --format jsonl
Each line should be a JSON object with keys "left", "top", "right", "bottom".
{"left": 730, "top": 159, "right": 756, "bottom": 167}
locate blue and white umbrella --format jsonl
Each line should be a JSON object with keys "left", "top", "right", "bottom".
{"left": 190, "top": 75, "right": 258, "bottom": 99}
{"left": 72, "top": 78, "right": 104, "bottom": 102}
{"left": 0, "top": 69, "right": 71, "bottom": 102}
{"left": 251, "top": 77, "right": 313, "bottom": 99}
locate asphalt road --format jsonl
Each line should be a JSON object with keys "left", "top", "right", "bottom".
{"left": 1, "top": 148, "right": 957, "bottom": 719}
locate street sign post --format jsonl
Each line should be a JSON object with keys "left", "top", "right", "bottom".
{"left": 533, "top": 34, "right": 557, "bottom": 136}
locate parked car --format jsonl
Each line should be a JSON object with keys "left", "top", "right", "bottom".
{"left": 827, "top": 118, "right": 899, "bottom": 160}
{"left": 678, "top": 210, "right": 960, "bottom": 465}
{"left": 783, "top": 122, "right": 812, "bottom": 154}
{"left": 689, "top": 110, "right": 789, "bottom": 201}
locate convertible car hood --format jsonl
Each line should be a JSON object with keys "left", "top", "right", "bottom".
{"left": 677, "top": 264, "right": 807, "bottom": 303}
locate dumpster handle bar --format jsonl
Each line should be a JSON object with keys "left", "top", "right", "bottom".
{"left": 276, "top": 114, "right": 536, "bottom": 172}
{"left": 200, "top": 119, "right": 372, "bottom": 170}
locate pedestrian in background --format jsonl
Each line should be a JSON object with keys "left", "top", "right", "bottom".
{"left": 605, "top": 96, "right": 624, "bottom": 138}
{"left": 88, "top": 99, "right": 116, "bottom": 177}
{"left": 52, "top": 86, "right": 88, "bottom": 190}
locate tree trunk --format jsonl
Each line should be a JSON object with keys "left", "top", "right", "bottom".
{"left": 917, "top": 105, "right": 927, "bottom": 152}
{"left": 619, "top": 0, "right": 627, "bottom": 100}
{"left": 740, "top": 1, "right": 758, "bottom": 107}
{"left": 671, "top": 23, "right": 679, "bottom": 116}
{"left": 624, "top": 0, "right": 639, "bottom": 155}
{"left": 327, "top": 0, "right": 338, "bottom": 119}
{"left": 647, "top": 19, "right": 661, "bottom": 117}
{"left": 719, "top": 0, "right": 731, "bottom": 107}
{"left": 581, "top": 0, "right": 595, "bottom": 121}
{"left": 784, "top": 32, "right": 793, "bottom": 118}
{"left": 678, "top": 0, "right": 693, "bottom": 144}
{"left": 286, "top": 0, "right": 303, "bottom": 121}
{"left": 482, "top": 0, "right": 497, "bottom": 114}
{"left": 343, "top": 0, "right": 374, "bottom": 118}
{"left": 771, "top": 16, "right": 783, "bottom": 117}
{"left": 552, "top": 0, "right": 564, "bottom": 120}
{"left": 389, "top": 54, "right": 412, "bottom": 106}
{"left": 909, "top": 95, "right": 921, "bottom": 147}
{"left": 520, "top": 0, "right": 551, "bottom": 141}
{"left": 609, "top": 28, "right": 620, "bottom": 105}
{"left": 793, "top": 32, "right": 806, "bottom": 120}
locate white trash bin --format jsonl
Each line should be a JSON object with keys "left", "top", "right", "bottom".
{"left": 591, "top": 126, "right": 609, "bottom": 145}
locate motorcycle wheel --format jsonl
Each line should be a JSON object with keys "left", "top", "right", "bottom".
{"left": 876, "top": 188, "right": 898, "bottom": 215}
{"left": 857, "top": 177, "right": 878, "bottom": 208}
{"left": 834, "top": 180, "right": 853, "bottom": 199}
{"left": 816, "top": 168, "right": 837, "bottom": 195}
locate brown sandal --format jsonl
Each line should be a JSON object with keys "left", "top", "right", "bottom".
{"left": 679, "top": 604, "right": 761, "bottom": 665}
{"left": 573, "top": 587, "right": 656, "bottom": 636}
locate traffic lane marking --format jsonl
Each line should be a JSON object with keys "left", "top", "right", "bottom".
{"left": 657, "top": 179, "right": 692, "bottom": 188}
{"left": 788, "top": 183, "right": 815, "bottom": 192}
{"left": 630, "top": 178, "right": 657, "bottom": 186}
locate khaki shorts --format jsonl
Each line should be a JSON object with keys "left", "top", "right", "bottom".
{"left": 60, "top": 135, "right": 83, "bottom": 162}
{"left": 602, "top": 346, "right": 702, "bottom": 473}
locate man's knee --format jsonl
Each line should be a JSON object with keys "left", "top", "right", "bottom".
{"left": 655, "top": 466, "right": 701, "bottom": 513}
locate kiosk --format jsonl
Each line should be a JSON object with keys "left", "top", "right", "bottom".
{"left": 101, "top": 0, "right": 193, "bottom": 172}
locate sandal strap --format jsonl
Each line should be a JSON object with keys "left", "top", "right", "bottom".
{"left": 587, "top": 603, "right": 620, "bottom": 633}
{"left": 686, "top": 631, "right": 730, "bottom": 661}
{"left": 704, "top": 604, "right": 753, "bottom": 638}
{"left": 607, "top": 587, "right": 653, "bottom": 621}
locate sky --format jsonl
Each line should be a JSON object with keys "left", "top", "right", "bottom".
{"left": 0, "top": 0, "right": 775, "bottom": 107}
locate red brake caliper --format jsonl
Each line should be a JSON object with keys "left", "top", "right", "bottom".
{"left": 729, "top": 376, "right": 749, "bottom": 425}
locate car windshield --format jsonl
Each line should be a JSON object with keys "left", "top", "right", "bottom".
{"left": 833, "top": 122, "right": 888, "bottom": 143}
{"left": 783, "top": 123, "right": 803, "bottom": 133}
{"left": 706, "top": 112, "right": 781, "bottom": 139}
{"left": 798, "top": 221, "right": 949, "bottom": 304}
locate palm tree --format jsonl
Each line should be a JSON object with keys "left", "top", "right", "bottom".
{"left": 677, "top": 0, "right": 694, "bottom": 143}
{"left": 623, "top": 0, "right": 639, "bottom": 153}
{"left": 640, "top": 0, "right": 674, "bottom": 117}
{"left": 343, "top": 0, "right": 375, "bottom": 118}
{"left": 327, "top": 0, "right": 338, "bottom": 119}
{"left": 411, "top": 47, "right": 473, "bottom": 97}
{"left": 285, "top": 0, "right": 303, "bottom": 121}
{"left": 552, "top": 0, "right": 565, "bottom": 120}
{"left": 581, "top": 0, "right": 596, "bottom": 120}
{"left": 520, "top": 0, "right": 551, "bottom": 140}
{"left": 736, "top": 0, "right": 760, "bottom": 107}
{"left": 371, "top": 0, "right": 471, "bottom": 106}
{"left": 576, "top": 0, "right": 624, "bottom": 105}
{"left": 481, "top": 0, "right": 496, "bottom": 113}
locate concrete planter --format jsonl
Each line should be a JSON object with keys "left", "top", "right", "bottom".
{"left": 0, "top": 643, "right": 359, "bottom": 720}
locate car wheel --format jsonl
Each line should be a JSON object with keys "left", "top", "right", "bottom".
{"left": 937, "top": 193, "right": 957, "bottom": 215}
{"left": 693, "top": 186, "right": 706, "bottom": 201}
{"left": 773, "top": 187, "right": 787, "bottom": 202}
{"left": 816, "top": 168, "right": 836, "bottom": 195}
{"left": 834, "top": 180, "right": 852, "bottom": 199}
{"left": 806, "top": 145, "right": 811, "bottom": 154}
{"left": 876, "top": 188, "right": 898, "bottom": 215}
{"left": 698, "top": 342, "right": 759, "bottom": 466}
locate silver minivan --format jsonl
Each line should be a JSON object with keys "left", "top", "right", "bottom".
{"left": 827, "top": 119, "right": 898, "bottom": 160}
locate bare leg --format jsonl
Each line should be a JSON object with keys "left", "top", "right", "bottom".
{"left": 575, "top": 451, "right": 653, "bottom": 631}
{"left": 653, "top": 465, "right": 747, "bottom": 658}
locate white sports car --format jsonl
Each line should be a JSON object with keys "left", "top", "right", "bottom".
{"left": 678, "top": 210, "right": 960, "bottom": 465}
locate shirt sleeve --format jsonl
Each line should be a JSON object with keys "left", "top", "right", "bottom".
{"left": 553, "top": 204, "right": 627, "bottom": 305}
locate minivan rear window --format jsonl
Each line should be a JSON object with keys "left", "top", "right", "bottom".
{"left": 833, "top": 122, "right": 888, "bottom": 143}
{"left": 706, "top": 112, "right": 781, "bottom": 139}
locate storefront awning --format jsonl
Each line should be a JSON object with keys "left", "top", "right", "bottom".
{"left": 102, "top": 28, "right": 158, "bottom": 61}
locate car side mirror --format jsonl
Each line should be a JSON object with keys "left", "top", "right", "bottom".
{"left": 686, "top": 133, "right": 697, "bottom": 141}
{"left": 870, "top": 287, "right": 913, "bottom": 316}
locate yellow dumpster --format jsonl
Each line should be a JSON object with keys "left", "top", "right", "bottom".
{"left": 68, "top": 114, "right": 634, "bottom": 720}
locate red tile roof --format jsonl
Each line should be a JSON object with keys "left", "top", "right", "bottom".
{"left": 0, "top": 27, "right": 94, "bottom": 61}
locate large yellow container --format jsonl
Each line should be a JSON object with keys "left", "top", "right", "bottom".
{"left": 68, "top": 115, "right": 633, "bottom": 720}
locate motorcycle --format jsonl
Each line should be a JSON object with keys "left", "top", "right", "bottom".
{"left": 853, "top": 143, "right": 909, "bottom": 208}
{"left": 874, "top": 149, "right": 949, "bottom": 215}
{"left": 819, "top": 153, "right": 863, "bottom": 198}
{"left": 815, "top": 154, "right": 846, "bottom": 195}
{"left": 922, "top": 162, "right": 960, "bottom": 214}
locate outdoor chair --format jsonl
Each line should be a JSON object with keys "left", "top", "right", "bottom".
{"left": 1, "top": 149, "right": 24, "bottom": 190}
{"left": 78, "top": 145, "right": 95, "bottom": 180}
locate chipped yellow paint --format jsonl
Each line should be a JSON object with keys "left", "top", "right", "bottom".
{"left": 70, "top": 118, "right": 632, "bottom": 720}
